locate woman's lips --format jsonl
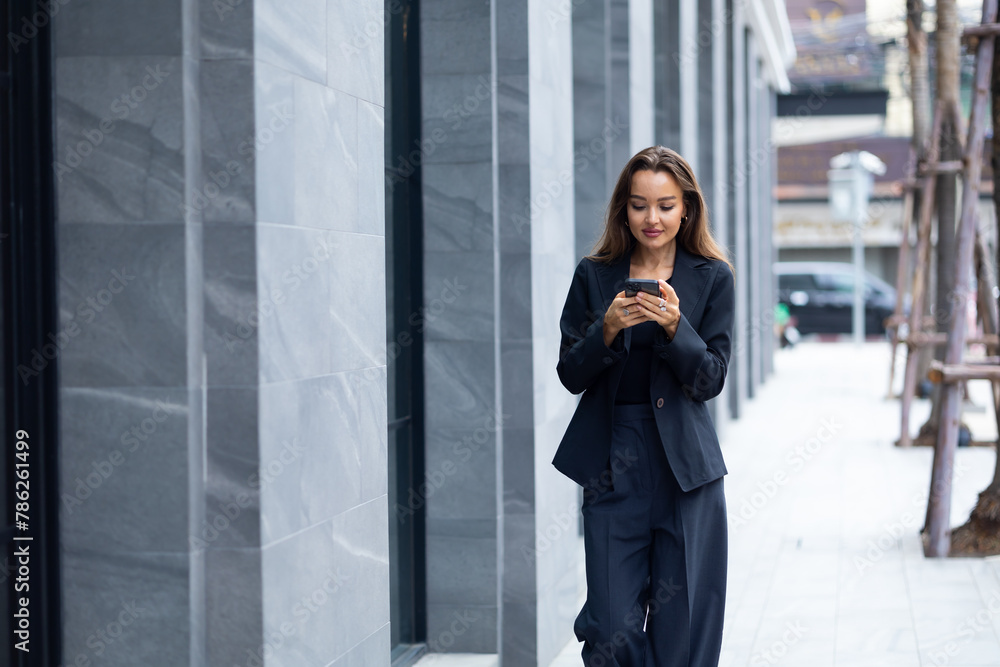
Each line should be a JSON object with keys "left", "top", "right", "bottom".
{"left": 642, "top": 229, "right": 662, "bottom": 237}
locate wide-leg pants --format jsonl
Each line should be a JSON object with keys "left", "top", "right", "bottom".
{"left": 574, "top": 403, "right": 728, "bottom": 667}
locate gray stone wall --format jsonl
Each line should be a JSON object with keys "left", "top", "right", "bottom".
{"left": 420, "top": 0, "right": 502, "bottom": 653}
{"left": 526, "top": 5, "right": 580, "bottom": 665}
{"left": 55, "top": 0, "right": 388, "bottom": 664}
{"left": 51, "top": 0, "right": 783, "bottom": 664}
{"left": 253, "top": 0, "right": 389, "bottom": 664}
{"left": 55, "top": 0, "right": 200, "bottom": 663}
{"left": 419, "top": 0, "right": 583, "bottom": 662}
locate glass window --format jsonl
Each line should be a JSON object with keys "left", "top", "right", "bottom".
{"left": 385, "top": 0, "right": 426, "bottom": 661}
{"left": 778, "top": 273, "right": 816, "bottom": 291}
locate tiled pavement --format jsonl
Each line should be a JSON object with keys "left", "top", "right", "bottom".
{"left": 714, "top": 341, "right": 1000, "bottom": 667}
{"left": 426, "top": 341, "right": 1000, "bottom": 666}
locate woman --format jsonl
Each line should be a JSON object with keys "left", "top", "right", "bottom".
{"left": 553, "top": 146, "right": 735, "bottom": 667}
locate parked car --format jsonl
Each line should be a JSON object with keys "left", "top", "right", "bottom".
{"left": 774, "top": 262, "right": 898, "bottom": 336}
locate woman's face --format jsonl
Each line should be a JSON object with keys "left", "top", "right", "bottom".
{"left": 626, "top": 169, "right": 685, "bottom": 255}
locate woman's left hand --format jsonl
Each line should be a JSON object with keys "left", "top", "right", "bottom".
{"left": 635, "top": 279, "right": 680, "bottom": 340}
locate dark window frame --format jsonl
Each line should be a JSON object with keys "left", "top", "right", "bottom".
{"left": 385, "top": 0, "right": 426, "bottom": 663}
{"left": 3, "top": 0, "right": 62, "bottom": 665}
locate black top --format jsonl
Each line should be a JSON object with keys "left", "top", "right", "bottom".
{"left": 614, "top": 276, "right": 672, "bottom": 405}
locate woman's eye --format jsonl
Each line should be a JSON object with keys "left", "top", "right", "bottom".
{"left": 660, "top": 206, "right": 674, "bottom": 212}
{"left": 631, "top": 205, "right": 646, "bottom": 211}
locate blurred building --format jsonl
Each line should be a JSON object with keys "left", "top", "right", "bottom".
{"left": 773, "top": 0, "right": 995, "bottom": 286}
{"left": 2, "top": 0, "right": 792, "bottom": 666}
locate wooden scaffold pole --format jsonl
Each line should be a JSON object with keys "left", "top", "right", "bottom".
{"left": 924, "top": 0, "right": 999, "bottom": 557}
{"left": 898, "top": 107, "right": 944, "bottom": 447}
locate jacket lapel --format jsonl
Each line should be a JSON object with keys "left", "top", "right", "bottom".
{"left": 670, "top": 244, "right": 713, "bottom": 321}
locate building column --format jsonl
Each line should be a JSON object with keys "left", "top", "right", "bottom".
{"left": 729, "top": 3, "right": 750, "bottom": 418}
{"left": 710, "top": 0, "right": 732, "bottom": 431}
{"left": 572, "top": 0, "right": 626, "bottom": 260}
{"left": 54, "top": 0, "right": 390, "bottom": 664}
{"left": 420, "top": 0, "right": 503, "bottom": 652}
{"left": 421, "top": 1, "right": 581, "bottom": 662}
{"left": 55, "top": 0, "right": 206, "bottom": 662}
{"left": 629, "top": 0, "right": 655, "bottom": 154}
{"left": 761, "top": 85, "right": 776, "bottom": 379}
{"left": 746, "top": 34, "right": 763, "bottom": 395}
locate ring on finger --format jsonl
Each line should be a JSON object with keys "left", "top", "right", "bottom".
{"left": 623, "top": 308, "right": 629, "bottom": 316}
{"left": 658, "top": 298, "right": 665, "bottom": 308}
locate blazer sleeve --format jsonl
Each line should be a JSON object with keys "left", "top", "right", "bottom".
{"left": 556, "top": 259, "right": 624, "bottom": 395}
{"left": 652, "top": 262, "right": 735, "bottom": 401}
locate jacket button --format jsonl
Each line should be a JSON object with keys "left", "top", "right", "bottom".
{"left": 656, "top": 397, "right": 664, "bottom": 408}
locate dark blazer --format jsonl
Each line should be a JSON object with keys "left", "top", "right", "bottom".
{"left": 553, "top": 243, "right": 735, "bottom": 493}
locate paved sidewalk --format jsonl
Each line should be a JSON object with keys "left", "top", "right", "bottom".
{"left": 719, "top": 341, "right": 1000, "bottom": 667}
{"left": 551, "top": 341, "right": 1000, "bottom": 667}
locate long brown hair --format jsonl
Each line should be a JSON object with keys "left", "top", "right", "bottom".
{"left": 587, "top": 146, "right": 733, "bottom": 274}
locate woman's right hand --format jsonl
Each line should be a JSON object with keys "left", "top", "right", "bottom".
{"left": 603, "top": 290, "right": 647, "bottom": 346}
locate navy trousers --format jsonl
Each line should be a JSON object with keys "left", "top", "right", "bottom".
{"left": 574, "top": 403, "right": 728, "bottom": 667}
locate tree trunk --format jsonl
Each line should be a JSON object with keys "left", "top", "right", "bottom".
{"left": 909, "top": 0, "right": 937, "bottom": 396}
{"left": 949, "top": 32, "right": 1000, "bottom": 557}
{"left": 909, "top": 0, "right": 930, "bottom": 152}
{"left": 917, "top": 0, "right": 961, "bottom": 447}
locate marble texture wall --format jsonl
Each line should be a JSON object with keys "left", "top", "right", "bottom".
{"left": 498, "top": 1, "right": 536, "bottom": 663}
{"left": 419, "top": 0, "right": 583, "bottom": 662}
{"left": 628, "top": 0, "right": 655, "bottom": 154}
{"left": 252, "top": 0, "right": 389, "bottom": 664}
{"left": 527, "top": 4, "right": 580, "bottom": 666}
{"left": 709, "top": 0, "right": 733, "bottom": 431}
{"left": 572, "top": 0, "right": 611, "bottom": 260}
{"left": 729, "top": 7, "right": 751, "bottom": 418}
{"left": 55, "top": 0, "right": 388, "bottom": 665}
{"left": 654, "top": 0, "right": 681, "bottom": 153}
{"left": 53, "top": 0, "right": 781, "bottom": 664}
{"left": 420, "top": 0, "right": 502, "bottom": 653}
{"left": 54, "top": 0, "right": 200, "bottom": 663}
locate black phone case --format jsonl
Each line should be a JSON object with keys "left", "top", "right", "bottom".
{"left": 624, "top": 279, "right": 661, "bottom": 297}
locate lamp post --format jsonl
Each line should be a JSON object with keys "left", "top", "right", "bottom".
{"left": 828, "top": 151, "right": 887, "bottom": 344}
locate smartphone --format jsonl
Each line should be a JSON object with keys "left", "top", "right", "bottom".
{"left": 624, "top": 279, "right": 661, "bottom": 298}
